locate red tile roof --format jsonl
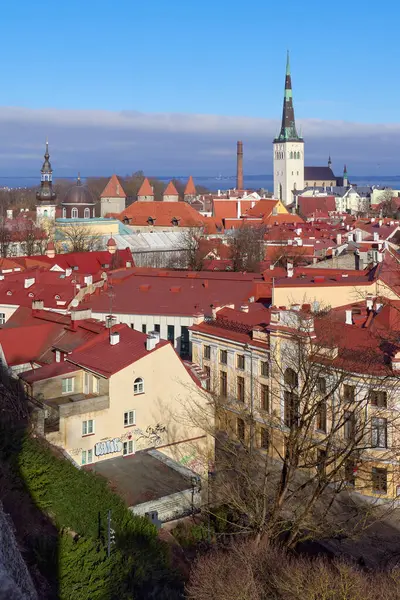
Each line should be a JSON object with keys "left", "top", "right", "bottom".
{"left": 297, "top": 196, "right": 336, "bottom": 219}
{"left": 244, "top": 199, "right": 280, "bottom": 218}
{"left": 119, "top": 201, "right": 205, "bottom": 228}
{"left": 163, "top": 181, "right": 179, "bottom": 196}
{"left": 68, "top": 324, "right": 169, "bottom": 377}
{"left": 86, "top": 269, "right": 265, "bottom": 317}
{"left": 184, "top": 176, "right": 197, "bottom": 196}
{"left": 100, "top": 174, "right": 127, "bottom": 198}
{"left": 137, "top": 178, "right": 154, "bottom": 197}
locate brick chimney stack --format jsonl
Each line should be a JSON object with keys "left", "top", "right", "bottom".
{"left": 236, "top": 141, "right": 243, "bottom": 191}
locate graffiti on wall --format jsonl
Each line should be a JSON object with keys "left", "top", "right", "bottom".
{"left": 179, "top": 452, "right": 205, "bottom": 474}
{"left": 94, "top": 438, "right": 122, "bottom": 457}
{"left": 134, "top": 423, "right": 167, "bottom": 450}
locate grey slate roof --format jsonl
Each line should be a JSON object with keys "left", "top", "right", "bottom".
{"left": 304, "top": 166, "right": 337, "bottom": 180}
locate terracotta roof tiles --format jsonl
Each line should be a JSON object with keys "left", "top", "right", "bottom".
{"left": 100, "top": 174, "right": 127, "bottom": 198}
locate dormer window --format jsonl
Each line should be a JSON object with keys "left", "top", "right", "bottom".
{"left": 55, "top": 350, "right": 61, "bottom": 363}
{"left": 171, "top": 217, "right": 179, "bottom": 227}
{"left": 54, "top": 294, "right": 61, "bottom": 300}
{"left": 28, "top": 292, "right": 34, "bottom": 298}
{"left": 147, "top": 217, "right": 154, "bottom": 226}
{"left": 6, "top": 291, "right": 12, "bottom": 296}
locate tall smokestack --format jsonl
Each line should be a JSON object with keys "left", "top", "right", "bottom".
{"left": 236, "top": 141, "right": 243, "bottom": 191}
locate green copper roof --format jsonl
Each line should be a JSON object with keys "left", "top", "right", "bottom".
{"left": 274, "top": 52, "right": 303, "bottom": 143}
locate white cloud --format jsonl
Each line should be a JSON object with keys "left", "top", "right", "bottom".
{"left": 0, "top": 106, "right": 398, "bottom": 176}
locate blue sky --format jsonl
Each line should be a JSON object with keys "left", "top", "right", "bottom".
{"left": 0, "top": 0, "right": 399, "bottom": 176}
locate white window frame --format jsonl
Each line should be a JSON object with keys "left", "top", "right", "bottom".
{"left": 71, "top": 207, "right": 78, "bottom": 219}
{"left": 134, "top": 377, "right": 144, "bottom": 395}
{"left": 82, "top": 419, "right": 95, "bottom": 436}
{"left": 123, "top": 440, "right": 134, "bottom": 456}
{"left": 62, "top": 377, "right": 74, "bottom": 394}
{"left": 93, "top": 375, "right": 100, "bottom": 394}
{"left": 55, "top": 350, "right": 61, "bottom": 363}
{"left": 124, "top": 410, "right": 136, "bottom": 427}
{"left": 0, "top": 313, "right": 5, "bottom": 325}
{"left": 84, "top": 207, "right": 90, "bottom": 219}
{"left": 82, "top": 449, "right": 93, "bottom": 465}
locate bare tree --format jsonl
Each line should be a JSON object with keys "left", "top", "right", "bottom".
{"left": 185, "top": 306, "right": 400, "bottom": 549}
{"left": 59, "top": 222, "right": 103, "bottom": 253}
{"left": 178, "top": 227, "right": 207, "bottom": 270}
{"left": 0, "top": 220, "right": 11, "bottom": 258}
{"left": 379, "top": 188, "right": 399, "bottom": 219}
{"left": 187, "top": 538, "right": 400, "bottom": 600}
{"left": 228, "top": 225, "right": 266, "bottom": 272}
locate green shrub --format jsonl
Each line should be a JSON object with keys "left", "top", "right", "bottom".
{"left": 15, "top": 435, "right": 181, "bottom": 599}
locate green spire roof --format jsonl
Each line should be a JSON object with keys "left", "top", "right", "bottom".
{"left": 274, "top": 51, "right": 302, "bottom": 143}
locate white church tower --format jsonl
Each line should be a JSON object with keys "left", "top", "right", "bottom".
{"left": 273, "top": 53, "right": 304, "bottom": 205}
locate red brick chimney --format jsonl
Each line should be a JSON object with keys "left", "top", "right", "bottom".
{"left": 236, "top": 141, "right": 243, "bottom": 191}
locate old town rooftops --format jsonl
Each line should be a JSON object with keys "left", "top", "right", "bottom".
{"left": 119, "top": 201, "right": 206, "bottom": 228}
{"left": 84, "top": 269, "right": 267, "bottom": 316}
{"left": 20, "top": 324, "right": 169, "bottom": 382}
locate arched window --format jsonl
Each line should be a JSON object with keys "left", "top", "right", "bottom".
{"left": 290, "top": 152, "right": 293, "bottom": 159}
{"left": 43, "top": 209, "right": 48, "bottom": 218}
{"left": 71, "top": 207, "right": 78, "bottom": 219}
{"left": 297, "top": 152, "right": 300, "bottom": 159}
{"left": 284, "top": 368, "right": 298, "bottom": 427}
{"left": 84, "top": 208, "right": 90, "bottom": 219}
{"left": 134, "top": 377, "right": 144, "bottom": 395}
{"left": 62, "top": 207, "right": 66, "bottom": 218}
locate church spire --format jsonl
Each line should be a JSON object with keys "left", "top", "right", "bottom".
{"left": 36, "top": 140, "right": 56, "bottom": 204}
{"left": 274, "top": 51, "right": 302, "bottom": 143}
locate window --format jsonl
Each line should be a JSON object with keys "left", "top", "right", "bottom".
{"left": 284, "top": 368, "right": 298, "bottom": 427}
{"left": 82, "top": 419, "right": 94, "bottom": 436}
{"left": 372, "top": 467, "right": 387, "bottom": 494}
{"left": 343, "top": 384, "right": 355, "bottom": 402}
{"left": 237, "top": 376, "right": 245, "bottom": 403}
{"left": 167, "top": 325, "right": 175, "bottom": 343}
{"left": 261, "top": 384, "right": 269, "bottom": 411}
{"left": 220, "top": 350, "right": 227, "bottom": 365}
{"left": 203, "top": 345, "right": 211, "bottom": 360}
{"left": 220, "top": 371, "right": 227, "bottom": 398}
{"left": 62, "top": 377, "right": 74, "bottom": 394}
{"left": 260, "top": 361, "right": 269, "bottom": 377}
{"left": 62, "top": 207, "right": 66, "bottom": 218}
{"left": 71, "top": 207, "right": 78, "bottom": 219}
{"left": 134, "top": 377, "right": 144, "bottom": 395}
{"left": 317, "top": 377, "right": 326, "bottom": 395}
{"left": 316, "top": 400, "right": 327, "bottom": 433}
{"left": 0, "top": 313, "right": 5, "bottom": 325}
{"left": 237, "top": 354, "right": 245, "bottom": 370}
{"left": 260, "top": 428, "right": 269, "bottom": 450}
{"left": 123, "top": 440, "right": 134, "bottom": 456}
{"left": 371, "top": 417, "right": 387, "bottom": 448}
{"left": 154, "top": 324, "right": 160, "bottom": 333}
{"left": 180, "top": 326, "right": 190, "bottom": 357}
{"left": 237, "top": 418, "right": 245, "bottom": 441}
{"left": 343, "top": 410, "right": 355, "bottom": 441}
{"left": 124, "top": 410, "right": 136, "bottom": 427}
{"left": 93, "top": 376, "right": 100, "bottom": 394}
{"left": 55, "top": 350, "right": 61, "bottom": 363}
{"left": 84, "top": 207, "right": 90, "bottom": 219}
{"left": 345, "top": 460, "right": 356, "bottom": 486}
{"left": 204, "top": 366, "right": 211, "bottom": 391}
{"left": 81, "top": 449, "right": 93, "bottom": 465}
{"left": 369, "top": 390, "right": 387, "bottom": 408}
{"left": 142, "top": 324, "right": 147, "bottom": 334}
{"left": 317, "top": 449, "right": 327, "bottom": 477}
{"left": 284, "top": 390, "right": 298, "bottom": 427}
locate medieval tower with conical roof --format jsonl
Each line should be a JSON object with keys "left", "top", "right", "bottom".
{"left": 273, "top": 52, "right": 304, "bottom": 205}
{"left": 36, "top": 140, "right": 57, "bottom": 223}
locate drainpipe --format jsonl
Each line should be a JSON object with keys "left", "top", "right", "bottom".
{"left": 245, "top": 343, "right": 254, "bottom": 454}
